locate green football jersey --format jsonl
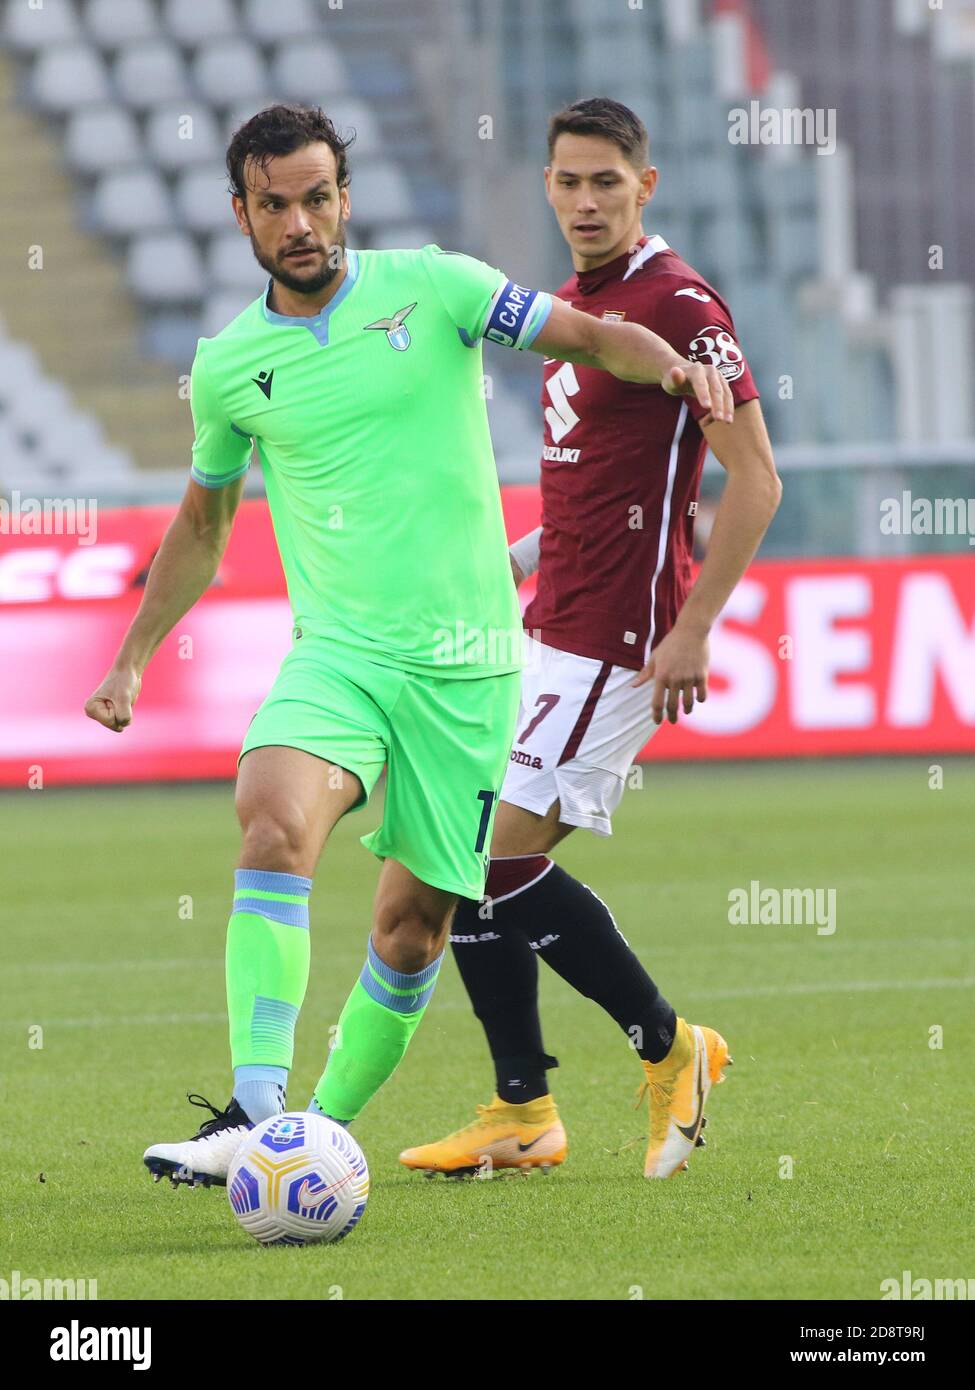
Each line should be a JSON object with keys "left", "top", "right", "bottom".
{"left": 189, "top": 245, "right": 551, "bottom": 678}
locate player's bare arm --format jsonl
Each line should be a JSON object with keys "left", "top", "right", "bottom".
{"left": 633, "top": 398, "right": 781, "bottom": 723}
{"left": 84, "top": 476, "right": 246, "bottom": 732}
{"left": 530, "top": 295, "right": 734, "bottom": 423}
{"left": 508, "top": 525, "right": 542, "bottom": 588}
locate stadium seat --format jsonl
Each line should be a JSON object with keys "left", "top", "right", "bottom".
{"left": 348, "top": 161, "right": 414, "bottom": 224}
{"left": 323, "top": 98, "right": 382, "bottom": 156}
{"left": 30, "top": 42, "right": 110, "bottom": 110}
{"left": 205, "top": 231, "right": 268, "bottom": 291}
{"left": 84, "top": 0, "right": 160, "bottom": 48}
{"left": 223, "top": 98, "right": 281, "bottom": 142}
{"left": 174, "top": 165, "right": 235, "bottom": 234}
{"left": 0, "top": 340, "right": 43, "bottom": 404}
{"left": 127, "top": 232, "right": 206, "bottom": 304}
{"left": 242, "top": 0, "right": 322, "bottom": 43}
{"left": 162, "top": 0, "right": 239, "bottom": 47}
{"left": 39, "top": 412, "right": 108, "bottom": 460}
{"left": 88, "top": 444, "right": 132, "bottom": 474}
{"left": 65, "top": 106, "right": 142, "bottom": 174}
{"left": 0, "top": 416, "right": 23, "bottom": 469}
{"left": 3, "top": 0, "right": 80, "bottom": 50}
{"left": 203, "top": 288, "right": 261, "bottom": 338}
{"left": 350, "top": 49, "right": 413, "bottom": 102}
{"left": 92, "top": 167, "right": 174, "bottom": 235}
{"left": 269, "top": 39, "right": 350, "bottom": 102}
{"left": 114, "top": 40, "right": 191, "bottom": 110}
{"left": 3, "top": 376, "right": 72, "bottom": 431}
{"left": 145, "top": 103, "right": 222, "bottom": 171}
{"left": 0, "top": 326, "right": 135, "bottom": 488}
{"left": 194, "top": 38, "right": 270, "bottom": 106}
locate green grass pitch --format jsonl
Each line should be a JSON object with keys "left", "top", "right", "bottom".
{"left": 3, "top": 758, "right": 973, "bottom": 1301}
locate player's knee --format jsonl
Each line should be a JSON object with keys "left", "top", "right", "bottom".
{"left": 372, "top": 896, "right": 449, "bottom": 973}
{"left": 238, "top": 804, "right": 313, "bottom": 876}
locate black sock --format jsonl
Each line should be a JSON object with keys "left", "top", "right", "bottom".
{"left": 508, "top": 862, "right": 678, "bottom": 1062}
{"left": 450, "top": 894, "right": 557, "bottom": 1103}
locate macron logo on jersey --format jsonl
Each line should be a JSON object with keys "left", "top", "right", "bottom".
{"left": 484, "top": 280, "right": 540, "bottom": 349}
{"left": 251, "top": 368, "right": 274, "bottom": 399}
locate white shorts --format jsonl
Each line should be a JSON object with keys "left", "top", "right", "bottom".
{"left": 500, "top": 635, "right": 660, "bottom": 836}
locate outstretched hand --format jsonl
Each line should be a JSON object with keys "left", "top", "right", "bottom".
{"left": 662, "top": 362, "right": 734, "bottom": 424}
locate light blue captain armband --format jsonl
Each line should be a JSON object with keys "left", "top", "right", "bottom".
{"left": 481, "top": 280, "right": 553, "bottom": 350}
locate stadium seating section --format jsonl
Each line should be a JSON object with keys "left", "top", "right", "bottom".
{"left": 1, "top": 0, "right": 970, "bottom": 495}
{"left": 0, "top": 314, "right": 132, "bottom": 488}
{"left": 2, "top": 0, "right": 436, "bottom": 353}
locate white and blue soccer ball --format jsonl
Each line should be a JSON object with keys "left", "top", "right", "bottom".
{"left": 227, "top": 1112, "right": 369, "bottom": 1246}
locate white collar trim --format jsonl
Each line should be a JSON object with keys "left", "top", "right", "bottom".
{"left": 623, "top": 234, "right": 670, "bottom": 280}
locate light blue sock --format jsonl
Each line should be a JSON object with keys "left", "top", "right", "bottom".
{"left": 234, "top": 1063, "right": 288, "bottom": 1123}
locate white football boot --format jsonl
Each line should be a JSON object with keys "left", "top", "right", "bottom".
{"left": 143, "top": 1094, "right": 253, "bottom": 1188}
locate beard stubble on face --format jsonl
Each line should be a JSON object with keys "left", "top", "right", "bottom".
{"left": 250, "top": 218, "right": 348, "bottom": 297}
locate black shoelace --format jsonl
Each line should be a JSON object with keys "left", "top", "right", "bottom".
{"left": 185, "top": 1093, "right": 243, "bottom": 1137}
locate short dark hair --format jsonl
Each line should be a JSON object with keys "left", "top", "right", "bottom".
{"left": 226, "top": 103, "right": 355, "bottom": 205}
{"left": 547, "top": 97, "right": 648, "bottom": 169}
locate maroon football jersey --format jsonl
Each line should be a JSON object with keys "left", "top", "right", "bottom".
{"left": 523, "top": 233, "right": 759, "bottom": 670}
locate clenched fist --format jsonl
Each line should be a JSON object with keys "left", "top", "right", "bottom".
{"left": 85, "top": 667, "right": 142, "bottom": 733}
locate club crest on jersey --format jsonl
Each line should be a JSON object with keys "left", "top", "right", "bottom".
{"left": 363, "top": 302, "right": 417, "bottom": 351}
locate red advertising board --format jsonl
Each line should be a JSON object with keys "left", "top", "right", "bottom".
{"left": 1, "top": 494, "right": 973, "bottom": 785}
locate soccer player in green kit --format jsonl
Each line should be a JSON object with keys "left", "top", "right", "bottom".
{"left": 84, "top": 105, "right": 732, "bottom": 1186}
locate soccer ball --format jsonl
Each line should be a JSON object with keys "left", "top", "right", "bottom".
{"left": 227, "top": 1111, "right": 369, "bottom": 1246}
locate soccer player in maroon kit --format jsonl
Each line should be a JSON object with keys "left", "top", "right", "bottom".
{"left": 401, "top": 98, "right": 781, "bottom": 1179}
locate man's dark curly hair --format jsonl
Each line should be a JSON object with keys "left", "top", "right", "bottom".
{"left": 226, "top": 103, "right": 355, "bottom": 205}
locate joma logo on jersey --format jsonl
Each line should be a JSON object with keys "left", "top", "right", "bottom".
{"left": 363, "top": 302, "right": 417, "bottom": 351}
{"left": 510, "top": 750, "right": 543, "bottom": 769}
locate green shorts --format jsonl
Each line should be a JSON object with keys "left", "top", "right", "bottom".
{"left": 239, "top": 632, "right": 521, "bottom": 899}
